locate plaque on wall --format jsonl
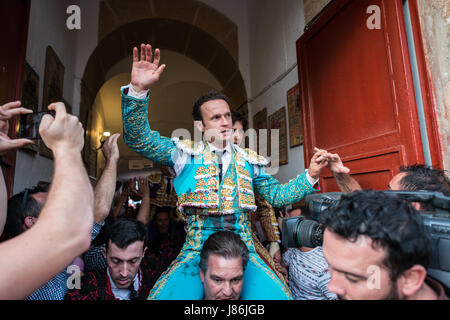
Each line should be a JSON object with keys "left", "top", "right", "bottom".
{"left": 268, "top": 106, "right": 288, "bottom": 166}
{"left": 42, "top": 46, "right": 64, "bottom": 110}
{"left": 39, "top": 46, "right": 65, "bottom": 159}
{"left": 287, "top": 84, "right": 303, "bottom": 148}
{"left": 252, "top": 108, "right": 268, "bottom": 154}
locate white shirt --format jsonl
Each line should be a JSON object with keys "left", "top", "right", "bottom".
{"left": 107, "top": 268, "right": 140, "bottom": 300}
{"left": 207, "top": 141, "right": 233, "bottom": 179}
{"left": 283, "top": 247, "right": 337, "bottom": 300}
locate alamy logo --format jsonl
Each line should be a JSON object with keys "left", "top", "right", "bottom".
{"left": 366, "top": 265, "right": 381, "bottom": 290}
{"left": 366, "top": 5, "right": 381, "bottom": 30}
{"left": 66, "top": 265, "right": 81, "bottom": 290}
{"left": 66, "top": 5, "right": 81, "bottom": 30}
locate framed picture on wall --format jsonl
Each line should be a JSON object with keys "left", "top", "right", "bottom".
{"left": 39, "top": 46, "right": 64, "bottom": 159}
{"left": 42, "top": 46, "right": 64, "bottom": 110}
{"left": 287, "top": 84, "right": 303, "bottom": 148}
{"left": 20, "top": 62, "right": 40, "bottom": 153}
{"left": 268, "top": 106, "right": 288, "bottom": 166}
{"left": 252, "top": 108, "right": 268, "bottom": 153}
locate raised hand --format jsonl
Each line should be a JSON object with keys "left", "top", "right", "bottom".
{"left": 308, "top": 147, "right": 333, "bottom": 179}
{"left": 0, "top": 101, "right": 34, "bottom": 154}
{"left": 135, "top": 177, "right": 150, "bottom": 199}
{"left": 131, "top": 43, "right": 166, "bottom": 92}
{"left": 39, "top": 102, "right": 84, "bottom": 155}
{"left": 323, "top": 149, "right": 350, "bottom": 175}
{"left": 101, "top": 133, "right": 120, "bottom": 164}
{"left": 0, "top": 101, "right": 33, "bottom": 134}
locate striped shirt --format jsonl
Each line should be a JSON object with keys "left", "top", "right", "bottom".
{"left": 26, "top": 222, "right": 103, "bottom": 300}
{"left": 283, "top": 246, "right": 337, "bottom": 300}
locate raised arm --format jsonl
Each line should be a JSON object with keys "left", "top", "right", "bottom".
{"left": 0, "top": 102, "right": 93, "bottom": 299}
{"left": 253, "top": 149, "right": 330, "bottom": 207}
{"left": 324, "top": 150, "right": 362, "bottom": 193}
{"left": 135, "top": 177, "right": 151, "bottom": 225}
{"left": 111, "top": 184, "right": 129, "bottom": 218}
{"left": 122, "top": 43, "right": 176, "bottom": 167}
{"left": 94, "top": 133, "right": 120, "bottom": 224}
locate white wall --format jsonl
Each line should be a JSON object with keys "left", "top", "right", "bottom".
{"left": 14, "top": 0, "right": 100, "bottom": 194}
{"left": 247, "top": 0, "right": 306, "bottom": 183}
{"left": 199, "top": 0, "right": 252, "bottom": 103}
{"left": 72, "top": 0, "right": 101, "bottom": 117}
{"left": 14, "top": 0, "right": 76, "bottom": 193}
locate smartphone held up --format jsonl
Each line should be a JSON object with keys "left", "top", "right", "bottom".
{"left": 16, "top": 110, "right": 56, "bottom": 140}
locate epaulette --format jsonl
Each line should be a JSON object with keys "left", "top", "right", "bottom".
{"left": 234, "top": 145, "right": 269, "bottom": 166}
{"left": 171, "top": 137, "right": 205, "bottom": 156}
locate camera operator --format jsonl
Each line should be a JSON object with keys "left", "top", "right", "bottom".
{"left": 319, "top": 190, "right": 449, "bottom": 300}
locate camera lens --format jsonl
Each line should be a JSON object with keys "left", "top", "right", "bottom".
{"left": 296, "top": 219, "right": 324, "bottom": 248}
{"left": 282, "top": 216, "right": 325, "bottom": 248}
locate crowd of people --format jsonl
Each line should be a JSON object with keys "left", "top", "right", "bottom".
{"left": 0, "top": 43, "right": 449, "bottom": 300}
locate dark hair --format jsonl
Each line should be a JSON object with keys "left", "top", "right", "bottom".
{"left": 199, "top": 231, "right": 249, "bottom": 273}
{"left": 105, "top": 218, "right": 148, "bottom": 252}
{"left": 192, "top": 90, "right": 230, "bottom": 123}
{"left": 399, "top": 165, "right": 450, "bottom": 211}
{"left": 231, "top": 110, "right": 248, "bottom": 130}
{"left": 319, "top": 190, "right": 431, "bottom": 281}
{"left": 154, "top": 207, "right": 170, "bottom": 218}
{"left": 5, "top": 187, "right": 47, "bottom": 238}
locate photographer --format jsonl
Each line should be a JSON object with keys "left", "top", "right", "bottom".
{"left": 0, "top": 101, "right": 94, "bottom": 299}
{"left": 319, "top": 190, "right": 449, "bottom": 300}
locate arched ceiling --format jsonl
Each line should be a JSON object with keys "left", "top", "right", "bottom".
{"left": 80, "top": 18, "right": 247, "bottom": 127}
{"left": 98, "top": 0, "right": 239, "bottom": 63}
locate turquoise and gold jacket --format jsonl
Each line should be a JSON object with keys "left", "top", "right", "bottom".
{"left": 121, "top": 88, "right": 319, "bottom": 215}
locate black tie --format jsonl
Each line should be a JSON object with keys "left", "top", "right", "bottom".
{"left": 216, "top": 150, "right": 225, "bottom": 184}
{"left": 128, "top": 283, "right": 138, "bottom": 300}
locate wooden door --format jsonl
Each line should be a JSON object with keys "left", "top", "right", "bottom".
{"left": 0, "top": 0, "right": 31, "bottom": 198}
{"left": 296, "top": 0, "right": 432, "bottom": 192}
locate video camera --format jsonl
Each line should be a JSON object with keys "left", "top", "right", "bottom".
{"left": 281, "top": 190, "right": 450, "bottom": 286}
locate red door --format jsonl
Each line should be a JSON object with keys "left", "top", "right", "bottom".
{"left": 0, "top": 0, "right": 31, "bottom": 198}
{"left": 297, "top": 0, "right": 433, "bottom": 192}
